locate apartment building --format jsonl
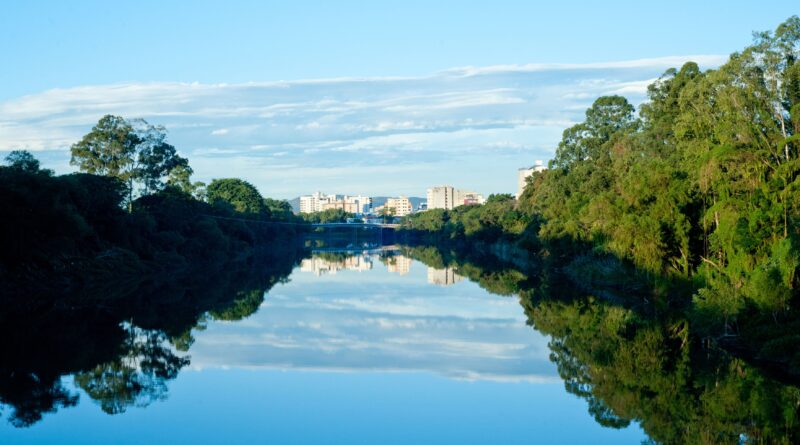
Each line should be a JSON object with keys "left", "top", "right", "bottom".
{"left": 385, "top": 196, "right": 412, "bottom": 217}
{"left": 299, "top": 192, "right": 372, "bottom": 214}
{"left": 426, "top": 186, "right": 485, "bottom": 210}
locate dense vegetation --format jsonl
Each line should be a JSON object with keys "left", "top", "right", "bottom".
{"left": 298, "top": 208, "right": 356, "bottom": 223}
{"left": 402, "top": 193, "right": 533, "bottom": 243}
{"left": 403, "top": 245, "right": 800, "bottom": 445}
{"left": 0, "top": 115, "right": 302, "bottom": 293}
{"left": 401, "top": 17, "right": 800, "bottom": 371}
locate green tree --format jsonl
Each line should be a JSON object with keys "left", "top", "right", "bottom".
{"left": 551, "top": 95, "right": 638, "bottom": 170}
{"left": 133, "top": 121, "right": 190, "bottom": 195}
{"left": 4, "top": 150, "right": 42, "bottom": 173}
{"left": 263, "top": 198, "right": 294, "bottom": 220}
{"left": 166, "top": 164, "right": 206, "bottom": 199}
{"left": 206, "top": 178, "right": 270, "bottom": 216}
{"left": 301, "top": 208, "right": 353, "bottom": 223}
{"left": 70, "top": 115, "right": 190, "bottom": 209}
{"left": 379, "top": 205, "right": 396, "bottom": 223}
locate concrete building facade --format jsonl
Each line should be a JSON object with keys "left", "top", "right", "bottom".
{"left": 385, "top": 197, "right": 412, "bottom": 217}
{"left": 426, "top": 186, "right": 485, "bottom": 210}
{"left": 299, "top": 192, "right": 372, "bottom": 214}
{"left": 516, "top": 160, "right": 547, "bottom": 199}
{"left": 427, "top": 186, "right": 454, "bottom": 210}
{"left": 344, "top": 195, "right": 372, "bottom": 214}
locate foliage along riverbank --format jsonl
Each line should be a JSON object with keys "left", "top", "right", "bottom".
{"left": 398, "top": 245, "right": 800, "bottom": 445}
{"left": 400, "top": 17, "right": 800, "bottom": 376}
{"left": 0, "top": 116, "right": 307, "bottom": 297}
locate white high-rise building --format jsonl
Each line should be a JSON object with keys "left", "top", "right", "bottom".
{"left": 299, "top": 193, "right": 372, "bottom": 214}
{"left": 516, "top": 160, "right": 547, "bottom": 199}
{"left": 427, "top": 186, "right": 454, "bottom": 210}
{"left": 344, "top": 195, "right": 372, "bottom": 214}
{"left": 299, "top": 192, "right": 323, "bottom": 213}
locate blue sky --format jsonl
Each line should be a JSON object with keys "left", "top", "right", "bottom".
{"left": 1, "top": 1, "right": 797, "bottom": 198}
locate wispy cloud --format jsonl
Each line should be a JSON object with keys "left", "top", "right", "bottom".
{"left": 0, "top": 55, "right": 724, "bottom": 197}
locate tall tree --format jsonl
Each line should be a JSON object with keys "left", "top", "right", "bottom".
{"left": 4, "top": 150, "right": 42, "bottom": 173}
{"left": 70, "top": 115, "right": 190, "bottom": 209}
{"left": 551, "top": 95, "right": 638, "bottom": 170}
{"left": 133, "top": 120, "right": 190, "bottom": 195}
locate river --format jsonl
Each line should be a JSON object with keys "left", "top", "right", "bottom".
{"left": 0, "top": 250, "right": 650, "bottom": 444}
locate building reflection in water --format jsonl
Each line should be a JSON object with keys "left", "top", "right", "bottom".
{"left": 385, "top": 255, "right": 412, "bottom": 276}
{"left": 301, "top": 253, "right": 462, "bottom": 286}
{"left": 299, "top": 255, "right": 373, "bottom": 276}
{"left": 427, "top": 266, "right": 463, "bottom": 286}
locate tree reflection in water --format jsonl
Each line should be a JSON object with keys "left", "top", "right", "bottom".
{"left": 4, "top": 244, "right": 800, "bottom": 444}
{"left": 74, "top": 327, "right": 189, "bottom": 415}
{"left": 400, "top": 245, "right": 800, "bottom": 445}
{"left": 0, "top": 246, "right": 303, "bottom": 427}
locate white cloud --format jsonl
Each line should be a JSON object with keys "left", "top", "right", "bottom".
{"left": 441, "top": 54, "right": 728, "bottom": 77}
{"left": 0, "top": 55, "right": 725, "bottom": 197}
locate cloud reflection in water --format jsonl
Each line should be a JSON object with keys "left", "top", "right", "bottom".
{"left": 189, "top": 254, "right": 557, "bottom": 382}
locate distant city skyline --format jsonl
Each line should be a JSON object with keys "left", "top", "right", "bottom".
{"left": 2, "top": 2, "right": 796, "bottom": 199}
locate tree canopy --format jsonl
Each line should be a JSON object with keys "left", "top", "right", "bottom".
{"left": 70, "top": 115, "right": 190, "bottom": 208}
{"left": 5, "top": 150, "right": 45, "bottom": 174}
{"left": 206, "top": 178, "right": 270, "bottom": 217}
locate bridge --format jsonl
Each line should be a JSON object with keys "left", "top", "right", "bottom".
{"left": 205, "top": 215, "right": 400, "bottom": 229}
{"left": 306, "top": 222, "right": 399, "bottom": 248}
{"left": 204, "top": 215, "right": 400, "bottom": 247}
{"left": 310, "top": 222, "right": 400, "bottom": 229}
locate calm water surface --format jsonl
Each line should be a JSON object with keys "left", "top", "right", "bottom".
{"left": 0, "top": 252, "right": 646, "bottom": 444}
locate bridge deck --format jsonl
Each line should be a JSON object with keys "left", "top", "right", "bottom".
{"left": 310, "top": 223, "right": 400, "bottom": 228}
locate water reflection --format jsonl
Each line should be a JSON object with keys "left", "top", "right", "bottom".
{"left": 189, "top": 252, "right": 555, "bottom": 382}
{"left": 299, "top": 253, "right": 373, "bottom": 275}
{"left": 383, "top": 254, "right": 412, "bottom": 276}
{"left": 0, "top": 247, "right": 302, "bottom": 427}
{"left": 3, "top": 245, "right": 799, "bottom": 444}
{"left": 400, "top": 245, "right": 800, "bottom": 444}
{"left": 426, "top": 266, "right": 464, "bottom": 286}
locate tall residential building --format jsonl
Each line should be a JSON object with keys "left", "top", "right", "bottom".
{"left": 516, "top": 160, "right": 547, "bottom": 199}
{"left": 426, "top": 186, "right": 484, "bottom": 210}
{"left": 321, "top": 201, "right": 360, "bottom": 213}
{"left": 427, "top": 186, "right": 454, "bottom": 210}
{"left": 385, "top": 196, "right": 412, "bottom": 217}
{"left": 299, "top": 192, "right": 372, "bottom": 214}
{"left": 344, "top": 195, "right": 372, "bottom": 214}
{"left": 299, "top": 191, "right": 332, "bottom": 213}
